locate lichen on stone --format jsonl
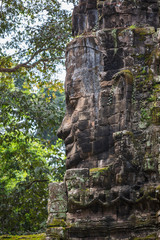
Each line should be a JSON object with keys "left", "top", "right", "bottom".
{"left": 0, "top": 234, "right": 46, "bottom": 240}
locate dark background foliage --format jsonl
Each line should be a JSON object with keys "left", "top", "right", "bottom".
{"left": 0, "top": 0, "right": 74, "bottom": 234}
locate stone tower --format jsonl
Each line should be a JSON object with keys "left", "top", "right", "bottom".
{"left": 46, "top": 0, "right": 160, "bottom": 239}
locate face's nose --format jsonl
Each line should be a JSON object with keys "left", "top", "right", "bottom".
{"left": 57, "top": 115, "right": 72, "bottom": 140}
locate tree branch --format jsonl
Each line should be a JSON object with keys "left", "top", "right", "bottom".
{"left": 0, "top": 47, "right": 65, "bottom": 73}
{"left": 26, "top": 179, "right": 49, "bottom": 189}
{"left": 0, "top": 0, "right": 3, "bottom": 14}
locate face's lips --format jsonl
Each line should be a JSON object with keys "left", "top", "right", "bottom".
{"left": 64, "top": 133, "right": 74, "bottom": 146}
{"left": 60, "top": 127, "right": 71, "bottom": 140}
{"left": 64, "top": 130, "right": 75, "bottom": 156}
{"left": 66, "top": 149, "right": 82, "bottom": 169}
{"left": 66, "top": 143, "right": 74, "bottom": 155}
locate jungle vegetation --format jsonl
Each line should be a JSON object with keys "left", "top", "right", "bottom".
{"left": 0, "top": 0, "right": 76, "bottom": 234}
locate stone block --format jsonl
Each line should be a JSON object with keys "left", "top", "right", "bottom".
{"left": 92, "top": 138, "right": 109, "bottom": 154}
{"left": 94, "top": 126, "right": 110, "bottom": 138}
{"left": 79, "top": 111, "right": 90, "bottom": 120}
{"left": 86, "top": 10, "right": 98, "bottom": 30}
{"left": 104, "top": 49, "right": 124, "bottom": 71}
{"left": 100, "top": 70, "right": 119, "bottom": 82}
{"left": 46, "top": 227, "right": 66, "bottom": 239}
{"left": 98, "top": 29, "right": 117, "bottom": 49}
{"left": 48, "top": 200, "right": 67, "bottom": 214}
{"left": 65, "top": 168, "right": 89, "bottom": 180}
{"left": 77, "top": 134, "right": 91, "bottom": 145}
{"left": 48, "top": 182, "right": 67, "bottom": 203}
{"left": 76, "top": 129, "right": 91, "bottom": 140}
{"left": 117, "top": 29, "right": 134, "bottom": 48}
{"left": 81, "top": 142, "right": 92, "bottom": 153}
{"left": 65, "top": 169, "right": 89, "bottom": 194}
{"left": 66, "top": 152, "right": 83, "bottom": 169}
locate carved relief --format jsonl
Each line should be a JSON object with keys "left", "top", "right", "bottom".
{"left": 47, "top": 0, "right": 160, "bottom": 239}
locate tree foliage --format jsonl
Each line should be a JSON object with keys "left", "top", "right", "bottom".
{"left": 0, "top": 135, "right": 65, "bottom": 234}
{"left": 0, "top": 0, "right": 72, "bottom": 234}
{"left": 0, "top": 79, "right": 65, "bottom": 139}
{"left": 0, "top": 0, "right": 71, "bottom": 79}
{"left": 0, "top": 79, "right": 66, "bottom": 233}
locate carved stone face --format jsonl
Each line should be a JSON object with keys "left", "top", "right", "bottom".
{"left": 57, "top": 35, "right": 133, "bottom": 170}
{"left": 57, "top": 37, "right": 111, "bottom": 169}
{"left": 57, "top": 0, "right": 160, "bottom": 172}
{"left": 48, "top": 1, "right": 160, "bottom": 239}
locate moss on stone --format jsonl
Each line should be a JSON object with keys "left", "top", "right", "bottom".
{"left": 113, "top": 69, "right": 134, "bottom": 85}
{"left": 90, "top": 166, "right": 110, "bottom": 174}
{"left": 148, "top": 47, "right": 160, "bottom": 67}
{"left": 151, "top": 107, "right": 160, "bottom": 125}
{"left": 136, "top": 186, "right": 158, "bottom": 204}
{"left": 132, "top": 233, "right": 157, "bottom": 240}
{"left": 49, "top": 219, "right": 66, "bottom": 227}
{"left": 90, "top": 166, "right": 111, "bottom": 178}
{"left": 118, "top": 26, "right": 154, "bottom": 40}
{"left": 156, "top": 184, "right": 160, "bottom": 189}
{"left": 129, "top": 25, "right": 137, "bottom": 30}
{"left": 0, "top": 234, "right": 46, "bottom": 240}
{"left": 134, "top": 27, "right": 155, "bottom": 36}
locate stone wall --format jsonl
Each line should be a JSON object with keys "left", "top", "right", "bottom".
{"left": 46, "top": 0, "right": 160, "bottom": 239}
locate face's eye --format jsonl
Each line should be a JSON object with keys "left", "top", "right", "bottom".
{"left": 66, "top": 94, "right": 78, "bottom": 114}
{"left": 70, "top": 99, "right": 77, "bottom": 107}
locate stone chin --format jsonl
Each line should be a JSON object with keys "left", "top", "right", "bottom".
{"left": 66, "top": 150, "right": 82, "bottom": 169}
{"left": 57, "top": 127, "right": 90, "bottom": 169}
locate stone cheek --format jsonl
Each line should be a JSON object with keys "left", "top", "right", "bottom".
{"left": 104, "top": 48, "right": 124, "bottom": 71}
{"left": 99, "top": 73, "right": 133, "bottom": 131}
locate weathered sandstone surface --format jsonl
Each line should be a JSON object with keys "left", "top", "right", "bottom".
{"left": 46, "top": 0, "right": 160, "bottom": 239}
